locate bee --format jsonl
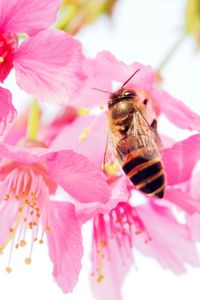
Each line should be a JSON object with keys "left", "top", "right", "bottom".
{"left": 103, "top": 69, "right": 165, "bottom": 198}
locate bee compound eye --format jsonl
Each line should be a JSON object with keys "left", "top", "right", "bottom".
{"left": 143, "top": 99, "right": 148, "bottom": 105}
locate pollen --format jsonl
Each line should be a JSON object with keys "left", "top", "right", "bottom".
{"left": 103, "top": 160, "right": 120, "bottom": 176}
{"left": 79, "top": 127, "right": 90, "bottom": 141}
{"left": 0, "top": 56, "right": 4, "bottom": 63}
{"left": 78, "top": 108, "right": 90, "bottom": 116}
{"left": 5, "top": 266, "right": 12, "bottom": 273}
{"left": 97, "top": 274, "right": 105, "bottom": 283}
{"left": 25, "top": 257, "right": 32, "bottom": 265}
{"left": 20, "top": 240, "right": 27, "bottom": 247}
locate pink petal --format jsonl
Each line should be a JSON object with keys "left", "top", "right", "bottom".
{"left": 91, "top": 236, "right": 133, "bottom": 300}
{"left": 0, "top": 87, "right": 16, "bottom": 139}
{"left": 135, "top": 202, "right": 200, "bottom": 273}
{"left": 152, "top": 89, "right": 200, "bottom": 130}
{"left": 14, "top": 29, "right": 86, "bottom": 105}
{"left": 162, "top": 134, "right": 200, "bottom": 185}
{"left": 75, "top": 51, "right": 154, "bottom": 107}
{"left": 187, "top": 213, "right": 200, "bottom": 241}
{"left": 77, "top": 175, "right": 130, "bottom": 224}
{"left": 164, "top": 187, "right": 200, "bottom": 214}
{"left": 42, "top": 106, "right": 78, "bottom": 145}
{"left": 0, "top": 199, "right": 19, "bottom": 248}
{"left": 46, "top": 150, "right": 110, "bottom": 204}
{"left": 0, "top": 142, "right": 48, "bottom": 164}
{"left": 51, "top": 114, "right": 107, "bottom": 168}
{"left": 44, "top": 201, "right": 83, "bottom": 293}
{"left": 0, "top": 0, "right": 61, "bottom": 36}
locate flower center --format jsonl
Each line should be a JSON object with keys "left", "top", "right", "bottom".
{"left": 0, "top": 165, "right": 51, "bottom": 273}
{"left": 0, "top": 32, "right": 18, "bottom": 82}
{"left": 92, "top": 202, "right": 151, "bottom": 282}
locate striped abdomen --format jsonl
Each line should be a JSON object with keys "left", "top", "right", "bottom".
{"left": 122, "top": 155, "right": 165, "bottom": 198}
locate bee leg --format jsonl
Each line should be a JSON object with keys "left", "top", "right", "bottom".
{"left": 151, "top": 119, "right": 157, "bottom": 130}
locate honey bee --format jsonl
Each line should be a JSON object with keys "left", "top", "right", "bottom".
{"left": 103, "top": 69, "right": 165, "bottom": 198}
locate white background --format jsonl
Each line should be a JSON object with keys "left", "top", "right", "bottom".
{"left": 1, "top": 0, "right": 200, "bottom": 299}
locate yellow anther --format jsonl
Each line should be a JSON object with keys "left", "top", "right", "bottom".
{"left": 78, "top": 108, "right": 90, "bottom": 116}
{"left": 103, "top": 160, "right": 120, "bottom": 176}
{"left": 39, "top": 239, "right": 44, "bottom": 244}
{"left": 45, "top": 226, "right": 51, "bottom": 232}
{"left": 20, "top": 240, "right": 27, "bottom": 247}
{"left": 25, "top": 257, "right": 32, "bottom": 265}
{"left": 15, "top": 244, "right": 19, "bottom": 249}
{"left": 99, "top": 104, "right": 105, "bottom": 110}
{"left": 25, "top": 199, "right": 30, "bottom": 205}
{"left": 14, "top": 195, "right": 19, "bottom": 200}
{"left": 4, "top": 194, "right": 10, "bottom": 200}
{"left": 97, "top": 274, "right": 105, "bottom": 283}
{"left": 79, "top": 127, "right": 90, "bottom": 142}
{"left": 36, "top": 213, "right": 41, "bottom": 218}
{"left": 6, "top": 266, "right": 12, "bottom": 273}
{"left": 9, "top": 228, "right": 13, "bottom": 233}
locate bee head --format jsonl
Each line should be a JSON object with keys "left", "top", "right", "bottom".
{"left": 108, "top": 89, "right": 137, "bottom": 108}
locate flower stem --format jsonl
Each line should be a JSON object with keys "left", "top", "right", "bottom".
{"left": 157, "top": 33, "right": 187, "bottom": 72}
{"left": 27, "top": 99, "right": 40, "bottom": 140}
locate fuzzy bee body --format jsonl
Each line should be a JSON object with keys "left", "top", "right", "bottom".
{"left": 106, "top": 88, "right": 165, "bottom": 198}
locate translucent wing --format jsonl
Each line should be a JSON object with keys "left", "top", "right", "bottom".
{"left": 102, "top": 126, "right": 121, "bottom": 176}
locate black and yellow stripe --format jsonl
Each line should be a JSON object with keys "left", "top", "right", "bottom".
{"left": 122, "top": 156, "right": 165, "bottom": 198}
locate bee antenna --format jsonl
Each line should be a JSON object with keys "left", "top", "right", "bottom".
{"left": 92, "top": 87, "right": 111, "bottom": 94}
{"left": 121, "top": 69, "right": 140, "bottom": 88}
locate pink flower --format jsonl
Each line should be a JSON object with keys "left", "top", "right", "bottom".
{"left": 72, "top": 51, "right": 200, "bottom": 132}
{"left": 47, "top": 110, "right": 200, "bottom": 298}
{"left": 0, "top": 142, "right": 110, "bottom": 292}
{"left": 80, "top": 178, "right": 200, "bottom": 300}
{"left": 0, "top": 0, "right": 86, "bottom": 134}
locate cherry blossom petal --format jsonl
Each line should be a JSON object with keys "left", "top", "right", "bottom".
{"left": 77, "top": 176, "right": 130, "bottom": 224}
{"left": 51, "top": 114, "right": 107, "bottom": 168}
{"left": 0, "top": 0, "right": 61, "bottom": 36}
{"left": 152, "top": 89, "right": 200, "bottom": 131}
{"left": 164, "top": 187, "right": 200, "bottom": 214}
{"left": 162, "top": 134, "right": 200, "bottom": 185}
{"left": 14, "top": 29, "right": 86, "bottom": 105}
{"left": 75, "top": 51, "right": 154, "bottom": 107}
{"left": 0, "top": 142, "right": 48, "bottom": 164}
{"left": 45, "top": 201, "right": 83, "bottom": 293}
{"left": 187, "top": 213, "right": 200, "bottom": 241}
{"left": 0, "top": 87, "right": 16, "bottom": 139}
{"left": 135, "top": 203, "right": 200, "bottom": 273}
{"left": 46, "top": 150, "right": 110, "bottom": 204}
{"left": 91, "top": 236, "right": 133, "bottom": 300}
{"left": 0, "top": 200, "right": 20, "bottom": 249}
{"left": 42, "top": 106, "right": 78, "bottom": 145}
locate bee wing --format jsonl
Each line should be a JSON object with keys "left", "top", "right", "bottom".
{"left": 137, "top": 112, "right": 162, "bottom": 150}
{"left": 103, "top": 126, "right": 120, "bottom": 175}
{"left": 117, "top": 111, "right": 162, "bottom": 157}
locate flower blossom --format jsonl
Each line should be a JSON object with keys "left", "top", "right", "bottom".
{"left": 39, "top": 50, "right": 200, "bottom": 298}
{"left": 0, "top": 142, "right": 110, "bottom": 293}
{"left": 0, "top": 0, "right": 86, "bottom": 136}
